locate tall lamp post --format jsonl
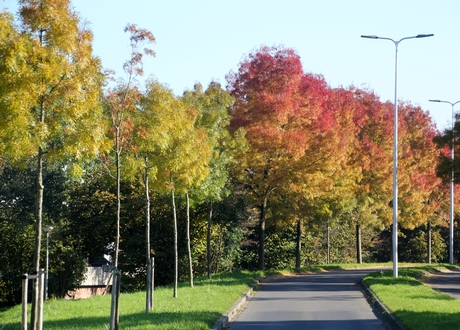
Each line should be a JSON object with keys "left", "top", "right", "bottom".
{"left": 429, "top": 99, "right": 460, "bottom": 264}
{"left": 361, "top": 33, "right": 434, "bottom": 278}
{"left": 43, "top": 225, "right": 53, "bottom": 300}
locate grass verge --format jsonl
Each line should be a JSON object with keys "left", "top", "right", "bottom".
{"left": 0, "top": 271, "right": 261, "bottom": 330}
{"left": 363, "top": 265, "right": 460, "bottom": 330}
{"left": 2, "top": 263, "right": 459, "bottom": 329}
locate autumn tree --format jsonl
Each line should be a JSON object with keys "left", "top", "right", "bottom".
{"left": 142, "top": 84, "right": 210, "bottom": 296}
{"left": 281, "top": 78, "right": 360, "bottom": 268}
{"left": 103, "top": 23, "right": 155, "bottom": 268}
{"left": 338, "top": 88, "right": 394, "bottom": 263}
{"left": 398, "top": 103, "right": 442, "bottom": 229}
{"left": 134, "top": 79, "right": 180, "bottom": 306}
{"left": 182, "top": 82, "right": 246, "bottom": 279}
{"left": 227, "top": 46, "right": 350, "bottom": 270}
{"left": 0, "top": 1, "right": 106, "bottom": 325}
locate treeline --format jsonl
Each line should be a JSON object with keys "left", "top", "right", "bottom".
{"left": 0, "top": 0, "right": 457, "bottom": 307}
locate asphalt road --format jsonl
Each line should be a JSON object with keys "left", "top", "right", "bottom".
{"left": 228, "top": 269, "right": 388, "bottom": 330}
{"left": 424, "top": 267, "right": 460, "bottom": 299}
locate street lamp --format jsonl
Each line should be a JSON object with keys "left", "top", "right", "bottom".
{"left": 42, "top": 225, "right": 53, "bottom": 300}
{"left": 361, "top": 33, "right": 434, "bottom": 278}
{"left": 429, "top": 99, "right": 460, "bottom": 264}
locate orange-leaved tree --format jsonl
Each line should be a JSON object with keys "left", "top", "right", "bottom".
{"left": 398, "top": 103, "right": 443, "bottom": 229}
{"left": 340, "top": 88, "right": 394, "bottom": 263}
{"left": 227, "top": 46, "right": 347, "bottom": 270}
{"left": 103, "top": 23, "right": 155, "bottom": 268}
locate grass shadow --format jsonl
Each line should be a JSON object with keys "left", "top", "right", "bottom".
{"left": 3, "top": 310, "right": 223, "bottom": 330}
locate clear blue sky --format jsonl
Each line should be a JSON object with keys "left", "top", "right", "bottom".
{"left": 2, "top": 0, "right": 460, "bottom": 130}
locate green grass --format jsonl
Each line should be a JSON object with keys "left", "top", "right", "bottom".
{"left": 363, "top": 264, "right": 460, "bottom": 330}
{"left": 0, "top": 271, "right": 261, "bottom": 330}
{"left": 3, "top": 263, "right": 460, "bottom": 329}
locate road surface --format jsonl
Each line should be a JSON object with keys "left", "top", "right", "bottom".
{"left": 424, "top": 267, "right": 460, "bottom": 299}
{"left": 228, "top": 269, "right": 388, "bottom": 330}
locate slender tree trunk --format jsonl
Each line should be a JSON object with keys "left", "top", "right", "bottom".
{"left": 145, "top": 158, "right": 150, "bottom": 264}
{"left": 115, "top": 127, "right": 121, "bottom": 268}
{"left": 110, "top": 128, "right": 122, "bottom": 329}
{"left": 32, "top": 89, "right": 46, "bottom": 330}
{"left": 186, "top": 193, "right": 194, "bottom": 287}
{"left": 427, "top": 222, "right": 432, "bottom": 264}
{"left": 207, "top": 202, "right": 213, "bottom": 279}
{"left": 31, "top": 147, "right": 44, "bottom": 330}
{"left": 258, "top": 198, "right": 267, "bottom": 271}
{"left": 295, "top": 219, "right": 302, "bottom": 268}
{"left": 172, "top": 188, "right": 178, "bottom": 298}
{"left": 356, "top": 223, "right": 362, "bottom": 264}
{"left": 144, "top": 158, "right": 152, "bottom": 311}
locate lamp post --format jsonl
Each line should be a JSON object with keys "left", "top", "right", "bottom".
{"left": 361, "top": 33, "right": 434, "bottom": 278}
{"left": 429, "top": 99, "right": 460, "bottom": 264}
{"left": 42, "top": 225, "right": 53, "bottom": 300}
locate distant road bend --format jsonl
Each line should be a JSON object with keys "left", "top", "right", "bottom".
{"left": 228, "top": 269, "right": 388, "bottom": 330}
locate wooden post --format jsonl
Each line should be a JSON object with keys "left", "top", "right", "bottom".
{"left": 115, "top": 270, "right": 121, "bottom": 329}
{"left": 22, "top": 274, "right": 28, "bottom": 330}
{"left": 146, "top": 258, "right": 151, "bottom": 313}
{"left": 427, "top": 222, "right": 432, "bottom": 264}
{"left": 152, "top": 257, "right": 155, "bottom": 309}
{"left": 36, "top": 270, "right": 44, "bottom": 330}
{"left": 151, "top": 257, "right": 154, "bottom": 310}
{"left": 110, "top": 268, "right": 117, "bottom": 330}
{"left": 356, "top": 224, "right": 362, "bottom": 264}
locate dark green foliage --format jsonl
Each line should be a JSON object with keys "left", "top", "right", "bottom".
{"left": 263, "top": 223, "right": 296, "bottom": 269}
{"left": 0, "top": 164, "right": 40, "bottom": 306}
{"left": 0, "top": 161, "right": 89, "bottom": 304}
{"left": 65, "top": 171, "right": 117, "bottom": 259}
{"left": 0, "top": 221, "right": 34, "bottom": 306}
{"left": 372, "top": 225, "right": 449, "bottom": 264}
{"left": 398, "top": 226, "right": 447, "bottom": 263}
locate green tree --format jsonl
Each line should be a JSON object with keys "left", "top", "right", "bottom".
{"left": 134, "top": 79, "right": 180, "bottom": 307}
{"left": 142, "top": 85, "right": 210, "bottom": 296}
{"left": 182, "top": 82, "right": 246, "bottom": 279}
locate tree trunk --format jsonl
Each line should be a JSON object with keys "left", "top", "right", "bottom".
{"left": 31, "top": 147, "right": 44, "bottom": 330}
{"left": 172, "top": 188, "right": 178, "bottom": 298}
{"left": 145, "top": 158, "right": 151, "bottom": 264}
{"left": 427, "top": 222, "right": 432, "bottom": 264}
{"left": 207, "top": 202, "right": 213, "bottom": 279}
{"left": 258, "top": 198, "right": 267, "bottom": 271}
{"left": 32, "top": 87, "right": 46, "bottom": 329}
{"left": 356, "top": 223, "right": 362, "bottom": 264}
{"left": 115, "top": 127, "right": 121, "bottom": 268}
{"left": 295, "top": 220, "right": 302, "bottom": 268}
{"left": 186, "top": 192, "right": 193, "bottom": 287}
{"left": 144, "top": 157, "right": 152, "bottom": 312}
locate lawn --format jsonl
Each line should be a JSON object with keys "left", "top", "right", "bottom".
{"left": 2, "top": 264, "right": 459, "bottom": 330}
{"left": 363, "top": 265, "right": 460, "bottom": 330}
{"left": 0, "top": 271, "right": 261, "bottom": 330}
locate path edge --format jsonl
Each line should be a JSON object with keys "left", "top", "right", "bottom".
{"left": 210, "top": 277, "right": 263, "bottom": 330}
{"left": 359, "top": 279, "right": 406, "bottom": 330}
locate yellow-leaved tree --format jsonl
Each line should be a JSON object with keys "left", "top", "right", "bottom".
{"left": 0, "top": 1, "right": 107, "bottom": 326}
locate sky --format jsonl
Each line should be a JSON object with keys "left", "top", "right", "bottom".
{"left": 2, "top": 0, "right": 460, "bottom": 131}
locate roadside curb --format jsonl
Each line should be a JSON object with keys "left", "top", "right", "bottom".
{"left": 210, "top": 277, "right": 264, "bottom": 330}
{"left": 359, "top": 279, "right": 406, "bottom": 330}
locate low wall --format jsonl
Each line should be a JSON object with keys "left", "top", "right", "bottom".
{"left": 66, "top": 267, "right": 113, "bottom": 299}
